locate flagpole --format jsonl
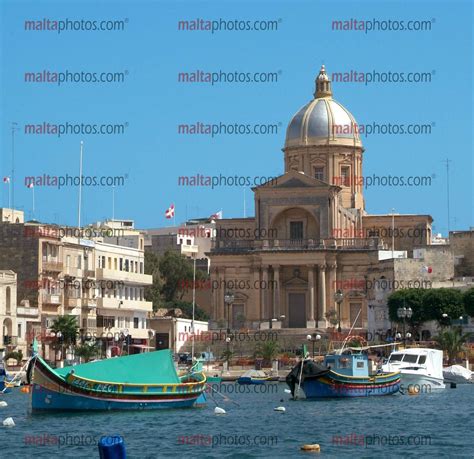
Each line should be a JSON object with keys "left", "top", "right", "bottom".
{"left": 244, "top": 188, "right": 246, "bottom": 218}
{"left": 78, "top": 141, "right": 83, "bottom": 234}
{"left": 32, "top": 185, "right": 35, "bottom": 216}
{"left": 112, "top": 185, "right": 115, "bottom": 220}
{"left": 8, "top": 180, "right": 11, "bottom": 210}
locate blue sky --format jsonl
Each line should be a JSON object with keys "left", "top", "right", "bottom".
{"left": 0, "top": 0, "right": 472, "bottom": 235}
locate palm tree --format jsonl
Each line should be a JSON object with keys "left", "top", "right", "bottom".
{"left": 75, "top": 342, "right": 99, "bottom": 363}
{"left": 255, "top": 341, "right": 280, "bottom": 366}
{"left": 50, "top": 315, "right": 79, "bottom": 362}
{"left": 434, "top": 328, "right": 472, "bottom": 365}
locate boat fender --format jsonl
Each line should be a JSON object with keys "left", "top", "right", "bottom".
{"left": 408, "top": 386, "right": 420, "bottom": 395}
{"left": 20, "top": 386, "right": 30, "bottom": 394}
{"left": 0, "top": 401, "right": 7, "bottom": 407}
{"left": 2, "top": 417, "right": 15, "bottom": 427}
{"left": 301, "top": 444, "right": 320, "bottom": 452}
{"left": 214, "top": 407, "right": 226, "bottom": 415}
{"left": 274, "top": 406, "right": 286, "bottom": 412}
{"left": 284, "top": 389, "right": 291, "bottom": 394}
{"left": 98, "top": 435, "right": 126, "bottom": 459}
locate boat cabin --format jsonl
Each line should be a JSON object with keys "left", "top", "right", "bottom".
{"left": 323, "top": 353, "right": 370, "bottom": 377}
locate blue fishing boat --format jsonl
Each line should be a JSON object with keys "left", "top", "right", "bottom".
{"left": 286, "top": 352, "right": 400, "bottom": 398}
{"left": 237, "top": 370, "right": 269, "bottom": 385}
{"left": 29, "top": 349, "right": 206, "bottom": 411}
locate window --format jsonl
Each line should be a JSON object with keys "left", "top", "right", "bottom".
{"left": 108, "top": 257, "right": 112, "bottom": 269}
{"left": 403, "top": 354, "right": 418, "bottom": 364}
{"left": 114, "top": 258, "right": 118, "bottom": 270}
{"left": 290, "top": 221, "right": 303, "bottom": 240}
{"left": 314, "top": 167, "right": 324, "bottom": 181}
{"left": 77, "top": 255, "right": 82, "bottom": 269}
{"left": 18, "top": 323, "right": 22, "bottom": 338}
{"left": 418, "top": 355, "right": 427, "bottom": 364}
{"left": 125, "top": 259, "right": 129, "bottom": 272}
{"left": 356, "top": 361, "right": 365, "bottom": 368}
{"left": 341, "top": 166, "right": 351, "bottom": 186}
{"left": 119, "top": 258, "right": 123, "bottom": 271}
{"left": 133, "top": 317, "right": 139, "bottom": 329}
{"left": 101, "top": 256, "right": 106, "bottom": 268}
{"left": 140, "top": 262, "right": 144, "bottom": 274}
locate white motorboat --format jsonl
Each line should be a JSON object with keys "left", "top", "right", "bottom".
{"left": 382, "top": 348, "right": 445, "bottom": 391}
{"left": 443, "top": 365, "right": 473, "bottom": 384}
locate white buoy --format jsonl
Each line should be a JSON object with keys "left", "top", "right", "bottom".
{"left": 214, "top": 407, "right": 226, "bottom": 415}
{"left": 0, "top": 401, "right": 7, "bottom": 407}
{"left": 3, "top": 417, "right": 15, "bottom": 427}
{"left": 284, "top": 389, "right": 291, "bottom": 394}
{"left": 274, "top": 406, "right": 286, "bottom": 412}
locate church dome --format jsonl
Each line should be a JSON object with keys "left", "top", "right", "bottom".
{"left": 285, "top": 65, "right": 362, "bottom": 149}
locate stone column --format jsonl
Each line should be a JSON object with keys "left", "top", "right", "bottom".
{"left": 328, "top": 262, "right": 337, "bottom": 318}
{"left": 273, "top": 265, "right": 280, "bottom": 319}
{"left": 253, "top": 267, "right": 262, "bottom": 324}
{"left": 307, "top": 265, "right": 316, "bottom": 327}
{"left": 318, "top": 264, "right": 327, "bottom": 328}
{"left": 211, "top": 268, "right": 219, "bottom": 320}
{"left": 261, "top": 266, "right": 269, "bottom": 320}
{"left": 218, "top": 268, "right": 226, "bottom": 323}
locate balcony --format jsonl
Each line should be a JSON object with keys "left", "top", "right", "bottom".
{"left": 96, "top": 268, "right": 152, "bottom": 286}
{"left": 63, "top": 266, "right": 83, "bottom": 278}
{"left": 3, "top": 336, "right": 18, "bottom": 346}
{"left": 96, "top": 327, "right": 151, "bottom": 340}
{"left": 83, "top": 269, "right": 95, "bottom": 278}
{"left": 17, "top": 306, "right": 39, "bottom": 317}
{"left": 96, "top": 297, "right": 152, "bottom": 313}
{"left": 81, "top": 298, "right": 97, "bottom": 309}
{"left": 211, "top": 237, "right": 383, "bottom": 253}
{"left": 42, "top": 258, "right": 63, "bottom": 272}
{"left": 41, "top": 293, "right": 62, "bottom": 305}
{"left": 65, "top": 297, "right": 82, "bottom": 308}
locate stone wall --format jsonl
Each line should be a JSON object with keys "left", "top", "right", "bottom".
{"left": 450, "top": 231, "right": 474, "bottom": 276}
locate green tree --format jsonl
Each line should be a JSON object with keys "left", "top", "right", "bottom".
{"left": 255, "top": 340, "right": 280, "bottom": 363}
{"left": 422, "top": 288, "right": 464, "bottom": 327}
{"left": 50, "top": 315, "right": 79, "bottom": 346}
{"left": 434, "top": 328, "right": 472, "bottom": 364}
{"left": 144, "top": 251, "right": 163, "bottom": 311}
{"left": 158, "top": 250, "right": 195, "bottom": 302}
{"left": 387, "top": 289, "right": 426, "bottom": 334}
{"left": 75, "top": 342, "right": 99, "bottom": 363}
{"left": 167, "top": 300, "right": 209, "bottom": 321}
{"left": 4, "top": 350, "right": 23, "bottom": 366}
{"left": 463, "top": 288, "right": 474, "bottom": 317}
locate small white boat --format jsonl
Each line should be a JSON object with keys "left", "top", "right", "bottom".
{"left": 382, "top": 348, "right": 445, "bottom": 391}
{"left": 443, "top": 365, "right": 473, "bottom": 384}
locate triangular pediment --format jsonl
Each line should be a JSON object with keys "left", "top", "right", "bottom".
{"left": 284, "top": 276, "right": 308, "bottom": 287}
{"left": 253, "top": 170, "right": 337, "bottom": 191}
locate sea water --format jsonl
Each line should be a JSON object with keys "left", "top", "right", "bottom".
{"left": 0, "top": 382, "right": 472, "bottom": 458}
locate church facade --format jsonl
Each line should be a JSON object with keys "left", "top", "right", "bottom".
{"left": 208, "top": 66, "right": 432, "bottom": 332}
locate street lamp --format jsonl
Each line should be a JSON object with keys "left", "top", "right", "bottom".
{"left": 334, "top": 289, "right": 344, "bottom": 333}
{"left": 224, "top": 291, "right": 234, "bottom": 334}
{"left": 306, "top": 333, "right": 322, "bottom": 358}
{"left": 397, "top": 306, "right": 413, "bottom": 346}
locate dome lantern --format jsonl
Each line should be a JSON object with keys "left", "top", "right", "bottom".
{"left": 314, "top": 65, "right": 332, "bottom": 98}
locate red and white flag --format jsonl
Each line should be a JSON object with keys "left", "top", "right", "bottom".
{"left": 165, "top": 204, "right": 175, "bottom": 219}
{"left": 26, "top": 182, "right": 34, "bottom": 189}
{"left": 421, "top": 265, "right": 432, "bottom": 274}
{"left": 210, "top": 210, "right": 223, "bottom": 220}
{"left": 3, "top": 176, "right": 10, "bottom": 183}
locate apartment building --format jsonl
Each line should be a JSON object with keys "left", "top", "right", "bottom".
{"left": 0, "top": 210, "right": 152, "bottom": 360}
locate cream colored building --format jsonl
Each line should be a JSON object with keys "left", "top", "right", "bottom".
{"left": 209, "top": 66, "right": 433, "bottom": 333}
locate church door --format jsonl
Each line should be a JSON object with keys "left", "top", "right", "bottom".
{"left": 288, "top": 293, "right": 306, "bottom": 328}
